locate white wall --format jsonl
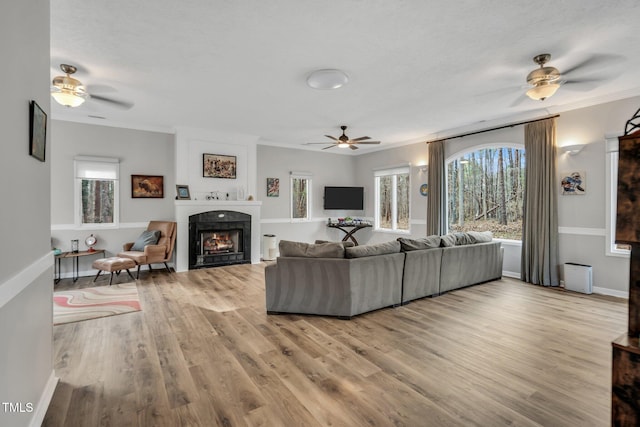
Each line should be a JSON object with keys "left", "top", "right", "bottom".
{"left": 0, "top": 1, "right": 56, "bottom": 426}
{"left": 50, "top": 121, "right": 175, "bottom": 278}
{"left": 175, "top": 126, "right": 259, "bottom": 201}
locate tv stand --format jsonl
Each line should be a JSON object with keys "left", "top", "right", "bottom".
{"left": 327, "top": 223, "right": 371, "bottom": 246}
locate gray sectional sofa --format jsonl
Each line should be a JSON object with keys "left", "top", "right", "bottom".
{"left": 265, "top": 232, "right": 503, "bottom": 318}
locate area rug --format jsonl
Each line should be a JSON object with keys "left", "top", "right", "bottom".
{"left": 53, "top": 283, "right": 141, "bottom": 325}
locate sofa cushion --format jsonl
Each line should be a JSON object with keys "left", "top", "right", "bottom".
{"left": 451, "top": 231, "right": 494, "bottom": 246}
{"left": 130, "top": 229, "right": 161, "bottom": 251}
{"left": 440, "top": 234, "right": 456, "bottom": 247}
{"left": 279, "top": 240, "right": 345, "bottom": 258}
{"left": 314, "top": 239, "right": 355, "bottom": 248}
{"left": 397, "top": 235, "right": 441, "bottom": 251}
{"left": 345, "top": 240, "right": 401, "bottom": 259}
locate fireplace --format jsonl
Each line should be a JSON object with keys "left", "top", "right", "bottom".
{"left": 189, "top": 210, "right": 251, "bottom": 269}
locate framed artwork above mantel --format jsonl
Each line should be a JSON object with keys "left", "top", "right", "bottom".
{"left": 203, "top": 153, "right": 236, "bottom": 179}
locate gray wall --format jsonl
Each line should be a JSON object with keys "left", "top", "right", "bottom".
{"left": 0, "top": 1, "right": 55, "bottom": 426}
{"left": 257, "top": 145, "right": 359, "bottom": 245}
{"left": 555, "top": 96, "right": 639, "bottom": 295}
{"left": 354, "top": 142, "right": 429, "bottom": 244}
{"left": 50, "top": 121, "right": 175, "bottom": 277}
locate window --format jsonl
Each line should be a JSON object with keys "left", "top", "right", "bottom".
{"left": 74, "top": 157, "right": 119, "bottom": 227}
{"left": 447, "top": 146, "right": 525, "bottom": 240}
{"left": 290, "top": 174, "right": 311, "bottom": 221}
{"left": 605, "top": 137, "right": 631, "bottom": 257}
{"left": 375, "top": 166, "right": 410, "bottom": 232}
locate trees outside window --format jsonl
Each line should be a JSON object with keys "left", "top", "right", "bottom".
{"left": 375, "top": 167, "right": 410, "bottom": 231}
{"left": 291, "top": 176, "right": 311, "bottom": 220}
{"left": 447, "top": 147, "right": 525, "bottom": 240}
{"left": 74, "top": 157, "right": 119, "bottom": 227}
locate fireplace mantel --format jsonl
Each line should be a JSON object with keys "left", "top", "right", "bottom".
{"left": 174, "top": 200, "right": 262, "bottom": 272}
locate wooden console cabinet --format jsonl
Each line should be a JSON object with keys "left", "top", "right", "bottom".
{"left": 612, "top": 334, "right": 640, "bottom": 426}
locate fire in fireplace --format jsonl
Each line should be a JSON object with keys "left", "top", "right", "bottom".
{"left": 202, "top": 231, "right": 239, "bottom": 254}
{"left": 189, "top": 211, "right": 251, "bottom": 269}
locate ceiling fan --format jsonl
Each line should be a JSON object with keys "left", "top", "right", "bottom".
{"left": 305, "top": 125, "right": 381, "bottom": 150}
{"left": 51, "top": 64, "right": 134, "bottom": 109}
{"left": 523, "top": 53, "right": 611, "bottom": 102}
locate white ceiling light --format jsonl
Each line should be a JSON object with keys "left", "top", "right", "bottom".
{"left": 51, "top": 64, "right": 87, "bottom": 107}
{"left": 306, "top": 69, "right": 349, "bottom": 90}
{"left": 526, "top": 82, "right": 560, "bottom": 101}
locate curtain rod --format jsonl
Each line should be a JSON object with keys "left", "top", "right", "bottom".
{"left": 425, "top": 114, "right": 560, "bottom": 144}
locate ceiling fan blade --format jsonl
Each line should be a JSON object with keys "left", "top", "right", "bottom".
{"left": 510, "top": 93, "right": 529, "bottom": 108}
{"left": 354, "top": 141, "right": 381, "bottom": 144}
{"left": 351, "top": 136, "right": 371, "bottom": 141}
{"left": 349, "top": 145, "right": 359, "bottom": 150}
{"left": 562, "top": 54, "right": 620, "bottom": 76}
{"left": 321, "top": 145, "right": 337, "bottom": 150}
{"left": 561, "top": 77, "right": 606, "bottom": 91}
{"left": 325, "top": 135, "right": 339, "bottom": 141}
{"left": 89, "top": 94, "right": 134, "bottom": 110}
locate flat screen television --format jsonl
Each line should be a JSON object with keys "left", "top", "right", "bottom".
{"left": 323, "top": 186, "right": 364, "bottom": 210}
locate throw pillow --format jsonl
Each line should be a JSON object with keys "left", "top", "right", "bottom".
{"left": 130, "top": 229, "right": 161, "bottom": 251}
{"left": 345, "top": 240, "right": 401, "bottom": 259}
{"left": 453, "top": 232, "right": 475, "bottom": 246}
{"left": 467, "top": 231, "right": 493, "bottom": 243}
{"left": 279, "top": 240, "right": 345, "bottom": 258}
{"left": 397, "top": 235, "right": 441, "bottom": 251}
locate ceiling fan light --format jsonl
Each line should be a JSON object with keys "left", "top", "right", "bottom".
{"left": 51, "top": 90, "right": 86, "bottom": 107}
{"left": 338, "top": 142, "right": 350, "bottom": 148}
{"left": 306, "top": 69, "right": 349, "bottom": 90}
{"left": 526, "top": 83, "right": 560, "bottom": 101}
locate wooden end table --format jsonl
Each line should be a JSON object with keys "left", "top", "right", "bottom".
{"left": 54, "top": 249, "right": 105, "bottom": 283}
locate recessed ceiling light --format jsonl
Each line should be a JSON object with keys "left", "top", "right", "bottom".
{"left": 306, "top": 69, "right": 349, "bottom": 90}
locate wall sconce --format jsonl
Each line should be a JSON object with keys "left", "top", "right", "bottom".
{"left": 561, "top": 144, "right": 586, "bottom": 156}
{"left": 419, "top": 166, "right": 427, "bottom": 173}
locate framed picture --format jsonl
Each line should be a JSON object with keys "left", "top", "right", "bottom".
{"left": 267, "top": 178, "right": 280, "bottom": 197}
{"left": 203, "top": 153, "right": 236, "bottom": 179}
{"left": 560, "top": 171, "right": 586, "bottom": 195}
{"left": 176, "top": 184, "right": 191, "bottom": 200}
{"left": 29, "top": 100, "right": 47, "bottom": 162}
{"left": 131, "top": 175, "right": 164, "bottom": 198}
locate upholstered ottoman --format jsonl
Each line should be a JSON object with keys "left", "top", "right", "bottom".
{"left": 92, "top": 257, "right": 137, "bottom": 286}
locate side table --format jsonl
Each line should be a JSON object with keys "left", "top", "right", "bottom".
{"left": 55, "top": 249, "right": 106, "bottom": 283}
{"left": 327, "top": 223, "right": 372, "bottom": 245}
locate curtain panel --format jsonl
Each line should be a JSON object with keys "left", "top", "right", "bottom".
{"left": 426, "top": 140, "right": 447, "bottom": 236}
{"left": 521, "top": 118, "right": 559, "bottom": 286}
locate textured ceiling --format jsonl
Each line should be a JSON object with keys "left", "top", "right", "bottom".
{"left": 50, "top": 1, "right": 640, "bottom": 151}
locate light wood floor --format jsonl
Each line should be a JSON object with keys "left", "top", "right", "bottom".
{"left": 44, "top": 264, "right": 626, "bottom": 426}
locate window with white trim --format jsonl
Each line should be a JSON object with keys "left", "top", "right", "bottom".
{"left": 290, "top": 174, "right": 311, "bottom": 221}
{"left": 605, "top": 137, "right": 631, "bottom": 257}
{"left": 74, "top": 157, "right": 120, "bottom": 227}
{"left": 374, "top": 166, "right": 410, "bottom": 232}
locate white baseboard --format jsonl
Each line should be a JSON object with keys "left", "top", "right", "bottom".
{"left": 56, "top": 262, "right": 175, "bottom": 281}
{"left": 29, "top": 371, "right": 59, "bottom": 427}
{"left": 593, "top": 286, "right": 628, "bottom": 299}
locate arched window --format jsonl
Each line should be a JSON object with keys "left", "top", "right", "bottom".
{"left": 446, "top": 146, "right": 525, "bottom": 240}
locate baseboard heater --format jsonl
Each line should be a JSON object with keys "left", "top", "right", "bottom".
{"left": 564, "top": 263, "right": 593, "bottom": 294}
